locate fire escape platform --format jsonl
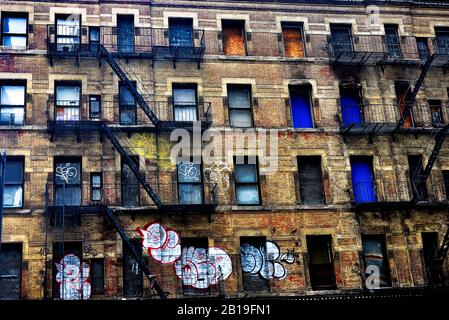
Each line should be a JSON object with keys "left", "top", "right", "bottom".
{"left": 340, "top": 123, "right": 443, "bottom": 136}
{"left": 331, "top": 51, "right": 389, "bottom": 66}
{"left": 353, "top": 200, "right": 449, "bottom": 212}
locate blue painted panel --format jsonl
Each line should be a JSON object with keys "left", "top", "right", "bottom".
{"left": 290, "top": 90, "right": 313, "bottom": 128}
{"left": 341, "top": 94, "right": 362, "bottom": 127}
{"left": 117, "top": 16, "right": 135, "bottom": 53}
{"left": 350, "top": 158, "right": 376, "bottom": 203}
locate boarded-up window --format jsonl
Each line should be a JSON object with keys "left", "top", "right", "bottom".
{"left": 240, "top": 236, "right": 269, "bottom": 291}
{"left": 330, "top": 24, "right": 352, "bottom": 54}
{"left": 222, "top": 20, "right": 246, "bottom": 56}
{"left": 340, "top": 86, "right": 362, "bottom": 128}
{"left": 169, "top": 18, "right": 193, "bottom": 47}
{"left": 0, "top": 243, "right": 22, "bottom": 300}
{"left": 306, "top": 235, "right": 336, "bottom": 290}
{"left": 282, "top": 23, "right": 305, "bottom": 58}
{"left": 362, "top": 235, "right": 391, "bottom": 288}
{"left": 435, "top": 27, "right": 449, "bottom": 55}
{"left": 289, "top": 85, "right": 313, "bottom": 128}
{"left": 350, "top": 156, "right": 376, "bottom": 204}
{"left": 408, "top": 155, "right": 428, "bottom": 201}
{"left": 179, "top": 237, "right": 210, "bottom": 295}
{"left": 90, "top": 258, "right": 104, "bottom": 295}
{"left": 52, "top": 241, "right": 83, "bottom": 299}
{"left": 123, "top": 238, "right": 143, "bottom": 298}
{"left": 422, "top": 232, "right": 442, "bottom": 284}
{"left": 297, "top": 156, "right": 324, "bottom": 205}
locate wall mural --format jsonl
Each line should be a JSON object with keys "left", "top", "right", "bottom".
{"left": 55, "top": 254, "right": 91, "bottom": 300}
{"left": 138, "top": 222, "right": 181, "bottom": 264}
{"left": 241, "top": 241, "right": 295, "bottom": 280}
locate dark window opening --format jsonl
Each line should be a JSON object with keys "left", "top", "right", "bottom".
{"left": 384, "top": 24, "right": 401, "bottom": 59}
{"left": 0, "top": 243, "right": 22, "bottom": 300}
{"left": 222, "top": 20, "right": 246, "bottom": 56}
{"left": 339, "top": 84, "right": 363, "bottom": 127}
{"left": 422, "top": 232, "right": 443, "bottom": 284}
{"left": 289, "top": 85, "right": 314, "bottom": 128}
{"left": 330, "top": 24, "right": 353, "bottom": 55}
{"left": 173, "top": 84, "right": 198, "bottom": 122}
{"left": 0, "top": 80, "right": 26, "bottom": 125}
{"left": 169, "top": 18, "right": 193, "bottom": 47}
{"left": 89, "top": 95, "right": 101, "bottom": 120}
{"left": 435, "top": 27, "right": 449, "bottom": 56}
{"left": 297, "top": 156, "right": 325, "bottom": 205}
{"left": 240, "top": 236, "right": 269, "bottom": 292}
{"left": 89, "top": 26, "right": 100, "bottom": 51}
{"left": 117, "top": 15, "right": 135, "bottom": 53}
{"left": 90, "top": 258, "right": 105, "bottom": 295}
{"left": 90, "top": 172, "right": 102, "bottom": 203}
{"left": 350, "top": 156, "right": 376, "bottom": 204}
{"left": 52, "top": 241, "right": 83, "bottom": 299}
{"left": 1, "top": 12, "right": 28, "bottom": 49}
{"left": 123, "top": 238, "right": 143, "bottom": 298}
{"left": 395, "top": 81, "right": 414, "bottom": 128}
{"left": 234, "top": 157, "right": 260, "bottom": 205}
{"left": 55, "top": 81, "right": 81, "bottom": 121}
{"left": 55, "top": 14, "right": 80, "bottom": 52}
{"left": 282, "top": 22, "right": 305, "bottom": 58}
{"left": 429, "top": 100, "right": 444, "bottom": 127}
{"left": 362, "top": 235, "right": 391, "bottom": 288}
{"left": 416, "top": 37, "right": 429, "bottom": 60}
{"left": 119, "top": 81, "right": 136, "bottom": 125}
{"left": 121, "top": 155, "right": 139, "bottom": 206}
{"left": 3, "top": 156, "right": 24, "bottom": 208}
{"left": 54, "top": 157, "right": 81, "bottom": 206}
{"left": 408, "top": 155, "right": 428, "bottom": 201}
{"left": 442, "top": 170, "right": 449, "bottom": 200}
{"left": 177, "top": 161, "right": 203, "bottom": 205}
{"left": 306, "top": 235, "right": 336, "bottom": 290}
{"left": 227, "top": 84, "right": 253, "bottom": 128}
{"left": 180, "top": 237, "right": 210, "bottom": 295}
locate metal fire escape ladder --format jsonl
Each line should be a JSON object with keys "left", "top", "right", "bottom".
{"left": 98, "top": 45, "right": 160, "bottom": 128}
{"left": 394, "top": 53, "right": 437, "bottom": 132}
{"left": 104, "top": 207, "right": 167, "bottom": 299}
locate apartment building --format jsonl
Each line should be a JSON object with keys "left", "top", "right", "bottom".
{"left": 0, "top": 0, "right": 449, "bottom": 300}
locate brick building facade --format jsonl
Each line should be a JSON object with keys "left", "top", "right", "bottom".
{"left": 0, "top": 0, "right": 449, "bottom": 300}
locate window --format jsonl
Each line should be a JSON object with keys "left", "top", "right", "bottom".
{"left": 234, "top": 157, "right": 260, "bottom": 205}
{"left": 362, "top": 235, "right": 391, "bottom": 288}
{"left": 0, "top": 243, "right": 22, "bottom": 300}
{"left": 340, "top": 84, "right": 363, "bottom": 128}
{"left": 422, "top": 232, "right": 443, "bottom": 284}
{"left": 52, "top": 242, "right": 83, "bottom": 299}
{"left": 435, "top": 27, "right": 449, "bottom": 55}
{"left": 240, "top": 236, "right": 269, "bottom": 291}
{"left": 0, "top": 80, "right": 25, "bottom": 125}
{"left": 56, "top": 14, "right": 80, "bottom": 52}
{"left": 350, "top": 156, "right": 376, "bottom": 204}
{"left": 330, "top": 24, "right": 353, "bottom": 55}
{"left": 429, "top": 100, "right": 444, "bottom": 127}
{"left": 3, "top": 157, "right": 24, "bottom": 208}
{"left": 121, "top": 155, "right": 139, "bottom": 206}
{"left": 90, "top": 173, "right": 102, "bottom": 202}
{"left": 416, "top": 37, "right": 429, "bottom": 60}
{"left": 123, "top": 239, "right": 143, "bottom": 298}
{"left": 179, "top": 238, "right": 210, "bottom": 295}
{"left": 89, "top": 95, "right": 101, "bottom": 120}
{"left": 90, "top": 258, "right": 105, "bottom": 295}
{"left": 222, "top": 20, "right": 246, "bottom": 56}
{"left": 89, "top": 26, "right": 100, "bottom": 51}
{"left": 227, "top": 85, "right": 253, "bottom": 128}
{"left": 117, "top": 15, "right": 134, "bottom": 53}
{"left": 55, "top": 82, "right": 80, "bottom": 121}
{"left": 54, "top": 158, "right": 81, "bottom": 206}
{"left": 408, "top": 155, "right": 428, "bottom": 201}
{"left": 297, "top": 156, "right": 324, "bottom": 205}
{"left": 1, "top": 12, "right": 27, "bottom": 49}
{"left": 395, "top": 81, "right": 414, "bottom": 128}
{"left": 173, "top": 84, "right": 197, "bottom": 121}
{"left": 119, "top": 82, "right": 136, "bottom": 125}
{"left": 282, "top": 22, "right": 305, "bottom": 58}
{"left": 384, "top": 24, "right": 401, "bottom": 59}
{"left": 177, "top": 161, "right": 203, "bottom": 205}
{"left": 289, "top": 85, "right": 314, "bottom": 128}
{"left": 442, "top": 170, "right": 449, "bottom": 200}
{"left": 306, "top": 235, "right": 336, "bottom": 290}
{"left": 169, "top": 18, "right": 193, "bottom": 47}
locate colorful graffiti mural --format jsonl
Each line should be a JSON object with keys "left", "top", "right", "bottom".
{"left": 55, "top": 254, "right": 91, "bottom": 300}
{"left": 138, "top": 222, "right": 181, "bottom": 264}
{"left": 240, "top": 241, "right": 295, "bottom": 280}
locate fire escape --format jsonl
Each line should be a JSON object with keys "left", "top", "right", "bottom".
{"left": 44, "top": 23, "right": 214, "bottom": 299}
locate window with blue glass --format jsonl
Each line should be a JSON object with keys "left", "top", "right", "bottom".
{"left": 54, "top": 158, "right": 81, "bottom": 206}
{"left": 340, "top": 85, "right": 363, "bottom": 128}
{"left": 435, "top": 27, "right": 449, "bottom": 55}
{"left": 0, "top": 80, "right": 25, "bottom": 125}
{"left": 117, "top": 15, "right": 135, "bottom": 53}
{"left": 384, "top": 24, "right": 401, "bottom": 59}
{"left": 330, "top": 24, "right": 353, "bottom": 55}
{"left": 3, "top": 157, "right": 24, "bottom": 208}
{"left": 119, "top": 81, "right": 137, "bottom": 124}
{"left": 1, "top": 12, "right": 27, "bottom": 49}
{"left": 169, "top": 18, "right": 193, "bottom": 47}
{"left": 289, "top": 85, "right": 314, "bottom": 128}
{"left": 350, "top": 156, "right": 376, "bottom": 204}
{"left": 234, "top": 157, "right": 260, "bottom": 205}
{"left": 177, "top": 162, "right": 203, "bottom": 205}
{"left": 416, "top": 37, "right": 429, "bottom": 60}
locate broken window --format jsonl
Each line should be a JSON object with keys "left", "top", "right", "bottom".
{"left": 289, "top": 85, "right": 313, "bottom": 128}
{"left": 395, "top": 81, "right": 414, "bottom": 128}
{"left": 3, "top": 157, "right": 24, "bottom": 208}
{"left": 0, "top": 80, "right": 25, "bottom": 125}
{"left": 90, "top": 258, "right": 105, "bottom": 295}
{"left": 340, "top": 84, "right": 363, "bottom": 128}
{"left": 1, "top": 12, "right": 27, "bottom": 49}
{"left": 55, "top": 82, "right": 80, "bottom": 121}
{"left": 362, "top": 235, "right": 391, "bottom": 288}
{"left": 350, "top": 156, "right": 376, "bottom": 204}
{"left": 89, "top": 95, "right": 101, "bottom": 120}
{"left": 227, "top": 84, "right": 253, "bottom": 128}
{"left": 282, "top": 22, "right": 305, "bottom": 58}
{"left": 177, "top": 161, "right": 203, "bottom": 205}
{"left": 234, "top": 157, "right": 260, "bottom": 205}
{"left": 173, "top": 84, "right": 198, "bottom": 121}
{"left": 54, "top": 157, "right": 81, "bottom": 206}
{"left": 435, "top": 27, "right": 449, "bottom": 55}
{"left": 422, "top": 232, "right": 443, "bottom": 284}
{"left": 169, "top": 18, "right": 194, "bottom": 47}
{"left": 416, "top": 37, "right": 429, "bottom": 60}
{"left": 240, "top": 236, "right": 270, "bottom": 291}
{"left": 384, "top": 24, "right": 401, "bottom": 59}
{"left": 121, "top": 155, "right": 140, "bottom": 206}
{"left": 330, "top": 24, "right": 353, "bottom": 55}
{"left": 408, "top": 155, "right": 428, "bottom": 201}
{"left": 117, "top": 15, "right": 135, "bottom": 53}
{"left": 222, "top": 20, "right": 246, "bottom": 56}
{"left": 0, "top": 243, "right": 22, "bottom": 300}
{"left": 56, "top": 14, "right": 80, "bottom": 52}
{"left": 297, "top": 156, "right": 324, "bottom": 205}
{"left": 119, "top": 81, "right": 136, "bottom": 125}
{"left": 123, "top": 238, "right": 143, "bottom": 298}
{"left": 429, "top": 100, "right": 444, "bottom": 127}
{"left": 306, "top": 235, "right": 336, "bottom": 290}
{"left": 180, "top": 237, "right": 210, "bottom": 295}
{"left": 90, "top": 173, "right": 102, "bottom": 202}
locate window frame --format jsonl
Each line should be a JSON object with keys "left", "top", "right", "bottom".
{"left": 234, "top": 156, "right": 261, "bottom": 206}
{"left": 172, "top": 83, "right": 198, "bottom": 122}
{"left": 90, "top": 172, "right": 102, "bottom": 203}
{"left": 240, "top": 236, "right": 270, "bottom": 292}
{"left": 227, "top": 84, "right": 254, "bottom": 128}
{"left": 55, "top": 14, "right": 81, "bottom": 52}
{"left": 1, "top": 12, "right": 28, "bottom": 49}
{"left": 306, "top": 235, "right": 337, "bottom": 290}
{"left": 221, "top": 19, "right": 247, "bottom": 56}
{"left": 281, "top": 22, "right": 306, "bottom": 58}
{"left": 119, "top": 81, "right": 137, "bottom": 125}
{"left": 89, "top": 95, "right": 101, "bottom": 120}
{"left": 168, "top": 17, "right": 194, "bottom": 48}
{"left": 3, "top": 156, "right": 25, "bottom": 209}
{"left": 297, "top": 155, "right": 325, "bottom": 205}
{"left": 54, "top": 157, "right": 82, "bottom": 206}
{"left": 289, "top": 84, "right": 315, "bottom": 128}
{"left": 361, "top": 234, "right": 392, "bottom": 288}
{"left": 121, "top": 155, "right": 140, "bottom": 206}
{"left": 177, "top": 160, "right": 204, "bottom": 205}
{"left": 54, "top": 80, "right": 82, "bottom": 122}
{"left": 0, "top": 79, "right": 26, "bottom": 125}
{"left": 329, "top": 23, "right": 353, "bottom": 54}
{"left": 428, "top": 99, "right": 444, "bottom": 127}
{"left": 90, "top": 257, "right": 105, "bottom": 295}
{"left": 384, "top": 24, "right": 402, "bottom": 59}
